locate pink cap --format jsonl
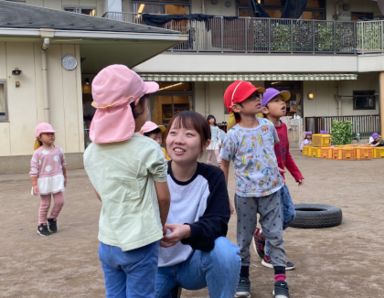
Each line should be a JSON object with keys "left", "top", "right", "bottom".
{"left": 89, "top": 64, "right": 159, "bottom": 144}
{"left": 35, "top": 122, "right": 55, "bottom": 137}
{"left": 224, "top": 80, "right": 265, "bottom": 112}
{"left": 139, "top": 121, "right": 166, "bottom": 135}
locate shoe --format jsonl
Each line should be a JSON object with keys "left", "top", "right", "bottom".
{"left": 47, "top": 218, "right": 57, "bottom": 233}
{"left": 273, "top": 281, "right": 290, "bottom": 298}
{"left": 37, "top": 224, "right": 51, "bottom": 236}
{"left": 261, "top": 256, "right": 295, "bottom": 271}
{"left": 234, "top": 277, "right": 251, "bottom": 297}
{"left": 252, "top": 227, "right": 265, "bottom": 259}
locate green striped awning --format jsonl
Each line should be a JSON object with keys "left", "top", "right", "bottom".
{"left": 139, "top": 73, "right": 357, "bottom": 82}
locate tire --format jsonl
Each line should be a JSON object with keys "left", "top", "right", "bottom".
{"left": 288, "top": 203, "right": 342, "bottom": 229}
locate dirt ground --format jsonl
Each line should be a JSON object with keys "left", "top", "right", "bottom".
{"left": 1, "top": 150, "right": 384, "bottom": 298}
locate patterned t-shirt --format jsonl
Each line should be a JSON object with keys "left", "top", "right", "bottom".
{"left": 220, "top": 118, "right": 283, "bottom": 197}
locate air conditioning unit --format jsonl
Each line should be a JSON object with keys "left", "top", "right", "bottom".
{"left": 333, "top": 0, "right": 350, "bottom": 20}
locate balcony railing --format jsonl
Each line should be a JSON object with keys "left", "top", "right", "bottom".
{"left": 104, "top": 12, "right": 384, "bottom": 55}
{"left": 305, "top": 115, "right": 380, "bottom": 137}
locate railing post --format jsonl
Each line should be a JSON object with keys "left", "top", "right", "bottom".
{"left": 268, "top": 18, "right": 271, "bottom": 54}
{"left": 221, "top": 16, "right": 224, "bottom": 53}
{"left": 312, "top": 20, "right": 315, "bottom": 54}
{"left": 245, "top": 18, "right": 248, "bottom": 53}
{"left": 290, "top": 19, "right": 293, "bottom": 54}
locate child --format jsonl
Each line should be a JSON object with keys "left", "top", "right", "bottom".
{"left": 206, "top": 114, "right": 226, "bottom": 166}
{"left": 156, "top": 111, "right": 240, "bottom": 298}
{"left": 220, "top": 80, "right": 289, "bottom": 298}
{"left": 369, "top": 132, "right": 384, "bottom": 147}
{"left": 30, "top": 122, "right": 66, "bottom": 236}
{"left": 255, "top": 87, "right": 304, "bottom": 271}
{"left": 83, "top": 65, "right": 170, "bottom": 298}
{"left": 140, "top": 120, "right": 170, "bottom": 160}
{"left": 300, "top": 132, "right": 312, "bottom": 151}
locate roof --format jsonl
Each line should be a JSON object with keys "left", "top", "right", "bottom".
{"left": 0, "top": 0, "right": 179, "bottom": 35}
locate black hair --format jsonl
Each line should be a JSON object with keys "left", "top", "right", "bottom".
{"left": 143, "top": 127, "right": 161, "bottom": 137}
{"left": 207, "top": 114, "right": 217, "bottom": 126}
{"left": 167, "top": 111, "right": 211, "bottom": 151}
{"left": 130, "top": 95, "right": 148, "bottom": 119}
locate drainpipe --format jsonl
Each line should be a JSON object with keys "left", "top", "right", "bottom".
{"left": 41, "top": 37, "right": 50, "bottom": 122}
{"left": 334, "top": 84, "right": 342, "bottom": 116}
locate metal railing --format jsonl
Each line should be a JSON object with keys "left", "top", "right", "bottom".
{"left": 104, "top": 12, "right": 384, "bottom": 55}
{"left": 305, "top": 115, "right": 380, "bottom": 137}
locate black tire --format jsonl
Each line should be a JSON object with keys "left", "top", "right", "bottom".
{"left": 288, "top": 203, "right": 342, "bottom": 229}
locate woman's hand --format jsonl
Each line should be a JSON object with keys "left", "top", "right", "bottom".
{"left": 160, "top": 223, "right": 191, "bottom": 248}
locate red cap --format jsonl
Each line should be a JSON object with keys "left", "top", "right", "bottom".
{"left": 224, "top": 80, "right": 265, "bottom": 112}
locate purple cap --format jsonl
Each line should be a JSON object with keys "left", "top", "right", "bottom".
{"left": 372, "top": 132, "right": 380, "bottom": 139}
{"left": 261, "top": 88, "right": 291, "bottom": 107}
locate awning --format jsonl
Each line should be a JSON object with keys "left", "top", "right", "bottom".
{"left": 139, "top": 73, "right": 358, "bottom": 82}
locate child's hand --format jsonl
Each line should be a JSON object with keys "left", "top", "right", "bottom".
{"left": 297, "top": 179, "right": 303, "bottom": 186}
{"left": 33, "top": 185, "right": 39, "bottom": 195}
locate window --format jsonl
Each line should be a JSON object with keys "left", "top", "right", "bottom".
{"left": 237, "top": 0, "right": 325, "bottom": 19}
{"left": 353, "top": 90, "right": 376, "bottom": 110}
{"left": 0, "top": 81, "right": 8, "bottom": 122}
{"left": 64, "top": 8, "right": 96, "bottom": 16}
{"left": 133, "top": 1, "right": 190, "bottom": 15}
{"left": 351, "top": 12, "right": 374, "bottom": 21}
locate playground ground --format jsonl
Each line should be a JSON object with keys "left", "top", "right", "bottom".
{"left": 0, "top": 150, "right": 383, "bottom": 298}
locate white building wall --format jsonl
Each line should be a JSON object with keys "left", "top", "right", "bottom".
{"left": 0, "top": 42, "right": 84, "bottom": 157}
{"left": 303, "top": 73, "right": 379, "bottom": 117}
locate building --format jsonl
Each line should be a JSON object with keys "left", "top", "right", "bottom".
{"left": 0, "top": 0, "right": 186, "bottom": 173}
{"left": 1, "top": 0, "right": 384, "bottom": 172}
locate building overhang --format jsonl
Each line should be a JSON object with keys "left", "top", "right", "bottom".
{"left": 139, "top": 73, "right": 358, "bottom": 82}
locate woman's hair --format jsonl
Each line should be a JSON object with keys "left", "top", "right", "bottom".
{"left": 167, "top": 111, "right": 211, "bottom": 151}
{"left": 207, "top": 114, "right": 217, "bottom": 126}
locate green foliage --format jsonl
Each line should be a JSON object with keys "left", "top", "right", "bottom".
{"left": 331, "top": 120, "right": 353, "bottom": 145}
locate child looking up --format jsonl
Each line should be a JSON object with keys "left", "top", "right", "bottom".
{"left": 156, "top": 111, "right": 240, "bottom": 298}
{"left": 220, "top": 81, "right": 289, "bottom": 298}
{"left": 140, "top": 120, "right": 170, "bottom": 160}
{"left": 255, "top": 87, "right": 304, "bottom": 271}
{"left": 83, "top": 65, "right": 170, "bottom": 298}
{"left": 30, "top": 122, "right": 66, "bottom": 236}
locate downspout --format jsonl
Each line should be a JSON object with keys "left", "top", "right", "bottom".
{"left": 41, "top": 37, "right": 50, "bottom": 122}
{"left": 334, "top": 83, "right": 342, "bottom": 116}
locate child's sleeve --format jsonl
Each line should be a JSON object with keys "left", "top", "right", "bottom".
{"left": 29, "top": 151, "right": 39, "bottom": 176}
{"left": 59, "top": 147, "right": 66, "bottom": 168}
{"left": 219, "top": 130, "right": 235, "bottom": 161}
{"left": 146, "top": 145, "right": 168, "bottom": 182}
{"left": 272, "top": 124, "right": 280, "bottom": 144}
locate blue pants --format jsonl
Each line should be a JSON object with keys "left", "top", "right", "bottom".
{"left": 155, "top": 237, "right": 240, "bottom": 298}
{"left": 99, "top": 241, "right": 160, "bottom": 298}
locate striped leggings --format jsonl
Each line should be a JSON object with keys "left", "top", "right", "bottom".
{"left": 38, "top": 192, "right": 64, "bottom": 225}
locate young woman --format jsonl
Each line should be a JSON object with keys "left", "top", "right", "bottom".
{"left": 156, "top": 111, "right": 240, "bottom": 298}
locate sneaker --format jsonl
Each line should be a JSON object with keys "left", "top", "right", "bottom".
{"left": 261, "top": 256, "right": 295, "bottom": 271}
{"left": 47, "top": 218, "right": 57, "bottom": 233}
{"left": 273, "top": 281, "right": 290, "bottom": 298}
{"left": 252, "top": 227, "right": 265, "bottom": 259}
{"left": 234, "top": 277, "right": 251, "bottom": 297}
{"left": 37, "top": 224, "right": 51, "bottom": 236}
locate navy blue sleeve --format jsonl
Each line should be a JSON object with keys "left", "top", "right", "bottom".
{"left": 181, "top": 164, "right": 230, "bottom": 251}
